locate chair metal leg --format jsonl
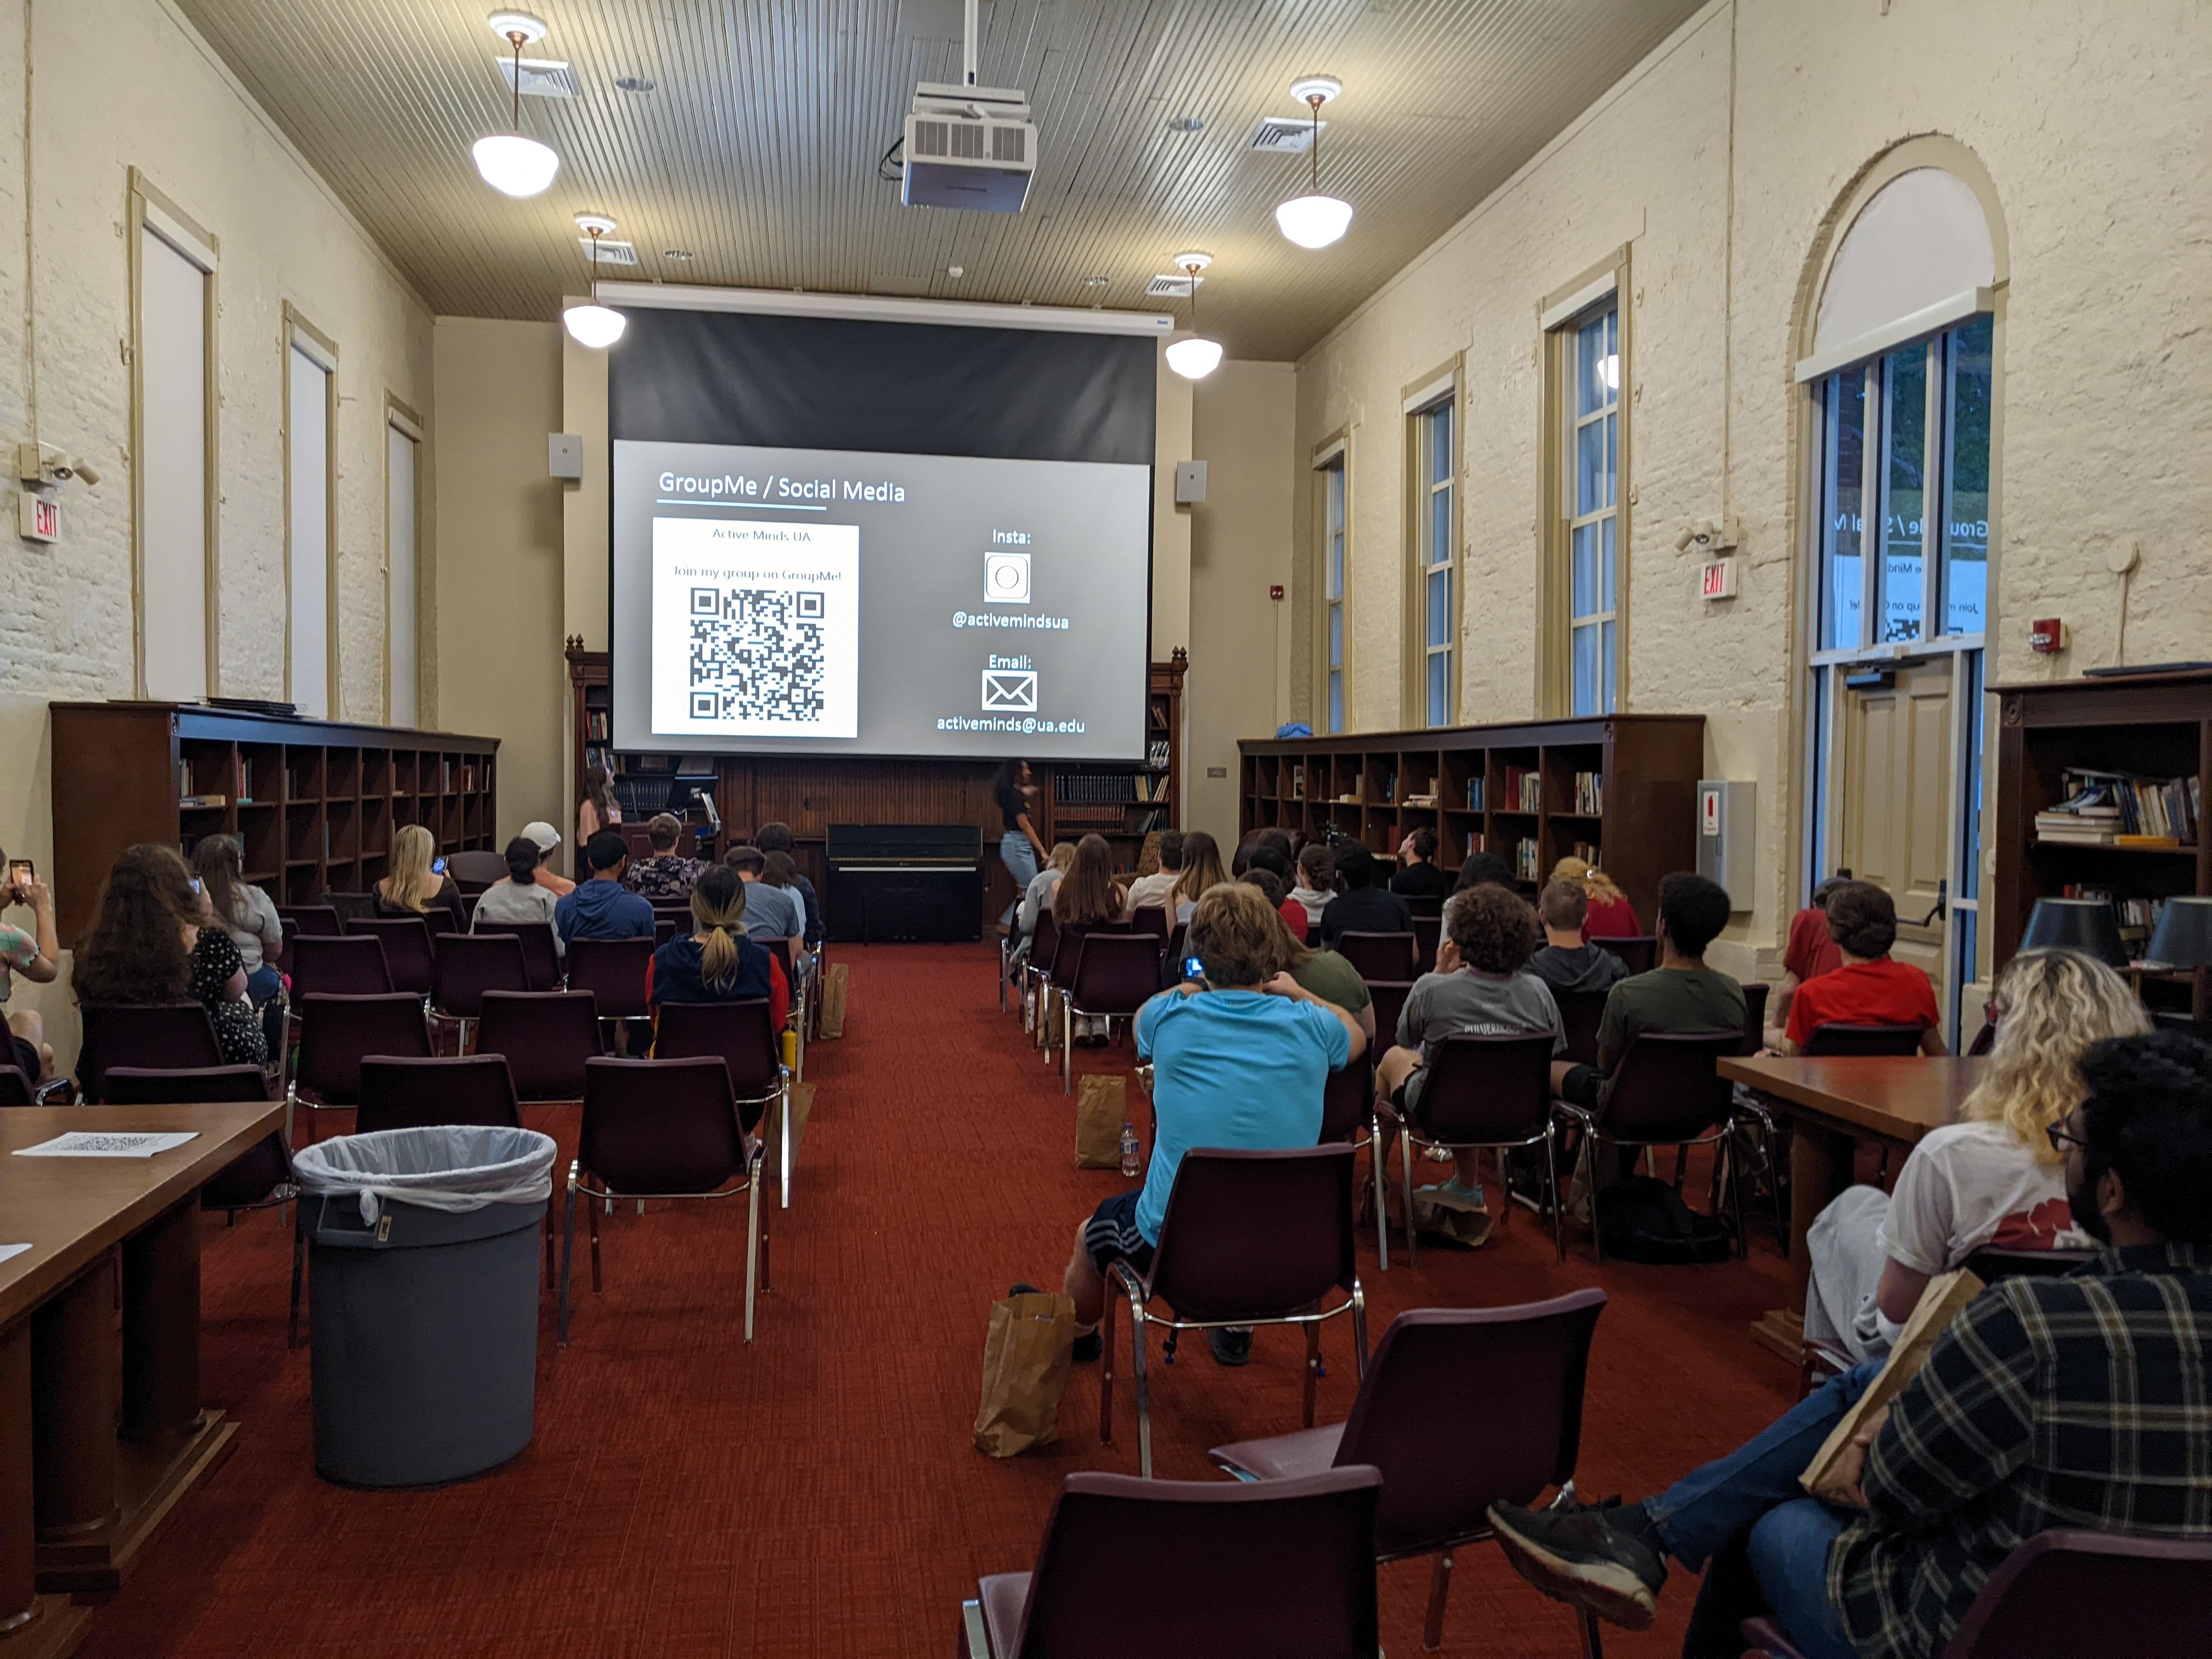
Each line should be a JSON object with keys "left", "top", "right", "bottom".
{"left": 757, "top": 1149, "right": 774, "bottom": 1294}
{"left": 1423, "top": 1550, "right": 1454, "bottom": 1652}
{"left": 1400, "top": 1120, "right": 1420, "bottom": 1270}
{"left": 1544, "top": 1128, "right": 1567, "bottom": 1263}
{"left": 1350, "top": 1279, "right": 1369, "bottom": 1378}
{"left": 1585, "top": 1135, "right": 1604, "bottom": 1265}
{"left": 1369, "top": 1115, "right": 1391, "bottom": 1273}
{"left": 742, "top": 1166, "right": 760, "bottom": 1342}
{"left": 1764, "top": 1122, "right": 1788, "bottom": 1249}
{"left": 778, "top": 1077, "right": 793, "bottom": 1211}
{"left": 1062, "top": 997, "right": 1073, "bottom": 1096}
{"left": 1725, "top": 1132, "right": 1748, "bottom": 1258}
{"left": 587, "top": 1183, "right": 603, "bottom": 1293}
{"left": 557, "top": 1168, "right": 578, "bottom": 1345}
{"left": 1580, "top": 1607, "right": 1605, "bottom": 1658}
{"left": 1302, "top": 1321, "right": 1321, "bottom": 1427}
{"left": 287, "top": 1215, "right": 307, "bottom": 1350}
{"left": 1129, "top": 1282, "right": 1153, "bottom": 1479}
{"left": 1098, "top": 1274, "right": 1119, "bottom": 1447}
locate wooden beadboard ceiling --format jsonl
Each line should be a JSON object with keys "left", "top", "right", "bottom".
{"left": 174, "top": 0, "right": 1703, "bottom": 360}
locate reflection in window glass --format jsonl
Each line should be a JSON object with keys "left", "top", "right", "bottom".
{"left": 1942, "top": 314, "right": 1992, "bottom": 636}
{"left": 1819, "top": 371, "right": 1867, "bottom": 651}
{"left": 1566, "top": 303, "right": 1620, "bottom": 714}
{"left": 1879, "top": 345, "right": 1928, "bottom": 643}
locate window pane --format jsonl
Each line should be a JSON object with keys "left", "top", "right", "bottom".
{"left": 1431, "top": 403, "right": 1452, "bottom": 483}
{"left": 1328, "top": 669, "right": 1344, "bottom": 735}
{"left": 1942, "top": 315, "right": 1992, "bottom": 636}
{"left": 1429, "top": 489, "right": 1450, "bottom": 573}
{"left": 1571, "top": 523, "right": 1599, "bottom": 619}
{"left": 1878, "top": 345, "right": 1928, "bottom": 644}
{"left": 1327, "top": 466, "right": 1344, "bottom": 533}
{"left": 1427, "top": 569, "right": 1450, "bottom": 647}
{"left": 1328, "top": 532, "right": 1344, "bottom": 599}
{"left": 1600, "top": 515, "right": 1616, "bottom": 614}
{"left": 1427, "top": 651, "right": 1448, "bottom": 728}
{"left": 1820, "top": 371, "right": 1867, "bottom": 650}
{"left": 1571, "top": 622, "right": 1599, "bottom": 716}
{"left": 1577, "top": 312, "right": 1613, "bottom": 416}
{"left": 1576, "top": 419, "right": 1605, "bottom": 516}
{"left": 1600, "top": 619, "right": 1617, "bottom": 713}
{"left": 1328, "top": 602, "right": 1342, "bottom": 669}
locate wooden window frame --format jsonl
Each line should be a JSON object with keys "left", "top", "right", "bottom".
{"left": 1312, "top": 427, "right": 1350, "bottom": 734}
{"left": 383, "top": 394, "right": 426, "bottom": 726}
{"left": 281, "top": 303, "right": 340, "bottom": 717}
{"left": 1400, "top": 358, "right": 1463, "bottom": 728}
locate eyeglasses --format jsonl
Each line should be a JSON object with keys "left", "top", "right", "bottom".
{"left": 2045, "top": 1122, "right": 2088, "bottom": 1155}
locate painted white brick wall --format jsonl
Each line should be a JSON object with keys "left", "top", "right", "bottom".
{"left": 1292, "top": 0, "right": 2211, "bottom": 950}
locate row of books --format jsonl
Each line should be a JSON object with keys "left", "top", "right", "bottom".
{"left": 2059, "top": 885, "right": 2163, "bottom": 948}
{"left": 1512, "top": 837, "right": 1541, "bottom": 881}
{"left": 1569, "top": 771, "right": 1604, "bottom": 814}
{"left": 1564, "top": 840, "right": 1600, "bottom": 866}
{"left": 585, "top": 709, "right": 612, "bottom": 741}
{"left": 1147, "top": 738, "right": 1171, "bottom": 768}
{"left": 2036, "top": 769, "right": 2200, "bottom": 847}
{"left": 1058, "top": 774, "right": 1150, "bottom": 804}
{"left": 1500, "top": 767, "right": 1542, "bottom": 813}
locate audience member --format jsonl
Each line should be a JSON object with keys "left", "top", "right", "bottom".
{"left": 1318, "top": 841, "right": 1413, "bottom": 945}
{"left": 646, "top": 864, "right": 788, "bottom": 1032}
{"left": 1768, "top": 874, "right": 1849, "bottom": 1044}
{"left": 0, "top": 845, "right": 58, "bottom": 1081}
{"left": 624, "top": 814, "right": 704, "bottom": 903}
{"left": 1489, "top": 1029, "right": 2212, "bottom": 1659}
{"left": 725, "top": 845, "right": 805, "bottom": 962}
{"left": 1780, "top": 881, "right": 1944, "bottom": 1056}
{"left": 472, "top": 835, "right": 566, "bottom": 954}
{"left": 1167, "top": 830, "right": 1228, "bottom": 924}
{"left": 374, "top": 823, "right": 469, "bottom": 929}
{"left": 756, "top": 822, "right": 825, "bottom": 947}
{"left": 992, "top": 758, "right": 1047, "bottom": 933}
{"left": 1377, "top": 883, "right": 1563, "bottom": 1209}
{"left": 1231, "top": 825, "right": 1293, "bottom": 876}
{"left": 1245, "top": 842, "right": 1296, "bottom": 889}
{"left": 1452, "top": 849, "right": 1518, "bottom": 894}
{"left": 1042, "top": 883, "right": 1364, "bottom": 1368}
{"left": 193, "top": 833, "right": 284, "bottom": 1049}
{"left": 1804, "top": 948, "right": 2148, "bottom": 1364}
{"left": 74, "top": 845, "right": 264, "bottom": 1073}
{"left": 1391, "top": 827, "right": 1453, "bottom": 899}
{"left": 1527, "top": 878, "right": 1631, "bottom": 995}
{"left": 760, "top": 850, "right": 813, "bottom": 950}
{"left": 556, "top": 831, "right": 655, "bottom": 947}
{"left": 1122, "top": 828, "right": 1184, "bottom": 915}
{"left": 1288, "top": 843, "right": 1336, "bottom": 929}
{"left": 1049, "top": 834, "right": 1126, "bottom": 1043}
{"left": 577, "top": 763, "right": 622, "bottom": 843}
{"left": 1016, "top": 841, "right": 1075, "bottom": 940}
{"left": 518, "top": 821, "right": 575, "bottom": 896}
{"left": 1259, "top": 890, "right": 1375, "bottom": 1042}
{"left": 1552, "top": 855, "right": 1639, "bottom": 938}
{"left": 1239, "top": 866, "right": 1313, "bottom": 941}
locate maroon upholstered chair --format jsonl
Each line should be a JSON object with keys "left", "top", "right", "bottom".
{"left": 1319, "top": 1063, "right": 1390, "bottom": 1269}
{"left": 354, "top": 1053, "right": 521, "bottom": 1133}
{"left": 476, "top": 990, "right": 602, "bottom": 1104}
{"left": 1334, "top": 931, "right": 1418, "bottom": 984}
{"left": 763, "top": 935, "right": 808, "bottom": 1079}
{"left": 433, "top": 931, "right": 529, "bottom": 1044}
{"left": 314, "top": 889, "right": 376, "bottom": 923}
{"left": 1410, "top": 913, "right": 1442, "bottom": 975}
{"left": 1803, "top": 1022, "right": 1926, "bottom": 1056}
{"left": 1365, "top": 981, "right": 1415, "bottom": 1055}
{"left": 1593, "top": 934, "right": 1657, "bottom": 975}
{"left": 1555, "top": 988, "right": 1608, "bottom": 1068}
{"left": 278, "top": 902, "right": 344, "bottom": 938}
{"left": 1130, "top": 904, "right": 1171, "bottom": 941}
{"left": 654, "top": 915, "right": 679, "bottom": 948}
{"left": 960, "top": 1466, "right": 1384, "bottom": 1659}
{"left": 104, "top": 1064, "right": 288, "bottom": 1214}
{"left": 1036, "top": 920, "right": 1127, "bottom": 1068}
{"left": 76, "top": 1002, "right": 224, "bottom": 1103}
{"left": 287, "top": 991, "right": 432, "bottom": 1146}
{"left": 1741, "top": 1530, "right": 2212, "bottom": 1659}
{"left": 561, "top": 1056, "right": 769, "bottom": 1344}
{"left": 1101, "top": 1145, "right": 1369, "bottom": 1479}
{"left": 290, "top": 933, "right": 394, "bottom": 998}
{"left": 1211, "top": 1292, "right": 1609, "bottom": 1652}
{"left": 343, "top": 915, "right": 437, "bottom": 997}
{"left": 443, "top": 849, "right": 508, "bottom": 889}
{"left": 1740, "top": 981, "right": 1771, "bottom": 1054}
{"left": 1058, "top": 933, "right": 1164, "bottom": 1094}
{"left": 567, "top": 935, "right": 654, "bottom": 1025}
{"left": 470, "top": 919, "right": 562, "bottom": 991}
{"left": 0, "top": 1066, "right": 33, "bottom": 1105}
{"left": 1379, "top": 1033, "right": 1563, "bottom": 1267}
{"left": 652, "top": 997, "right": 792, "bottom": 1205}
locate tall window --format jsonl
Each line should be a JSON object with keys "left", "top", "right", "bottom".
{"left": 1322, "top": 454, "right": 1346, "bottom": 733}
{"left": 1413, "top": 397, "right": 1455, "bottom": 726}
{"left": 134, "top": 187, "right": 217, "bottom": 701}
{"left": 386, "top": 402, "right": 423, "bottom": 726}
{"left": 1566, "top": 303, "right": 1620, "bottom": 715}
{"left": 286, "top": 323, "right": 337, "bottom": 719}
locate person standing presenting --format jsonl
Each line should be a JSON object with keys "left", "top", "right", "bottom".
{"left": 991, "top": 758, "right": 1047, "bottom": 934}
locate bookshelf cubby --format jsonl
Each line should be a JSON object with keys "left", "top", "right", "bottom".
{"left": 50, "top": 703, "right": 499, "bottom": 938}
{"left": 1240, "top": 713, "right": 1705, "bottom": 924}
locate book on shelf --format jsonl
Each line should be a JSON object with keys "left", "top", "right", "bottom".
{"left": 1147, "top": 738, "right": 1171, "bottom": 768}
{"left": 1501, "top": 767, "right": 1539, "bottom": 812}
{"left": 1290, "top": 764, "right": 1306, "bottom": 801}
{"left": 2040, "top": 770, "right": 2199, "bottom": 847}
{"left": 1514, "top": 837, "right": 1539, "bottom": 881}
{"left": 586, "top": 709, "right": 611, "bottom": 741}
{"left": 2061, "top": 884, "right": 2163, "bottom": 950}
{"left": 1566, "top": 840, "right": 1600, "bottom": 865}
{"left": 179, "top": 794, "right": 228, "bottom": 810}
{"left": 1466, "top": 777, "right": 1485, "bottom": 811}
{"left": 1571, "top": 771, "right": 1604, "bottom": 814}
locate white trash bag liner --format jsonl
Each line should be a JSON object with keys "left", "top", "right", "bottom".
{"left": 294, "top": 1126, "right": 556, "bottom": 1226}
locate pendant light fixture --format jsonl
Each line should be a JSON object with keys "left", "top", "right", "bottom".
{"left": 564, "top": 216, "right": 627, "bottom": 348}
{"left": 1274, "top": 76, "right": 1352, "bottom": 249}
{"left": 474, "top": 13, "right": 561, "bottom": 198}
{"left": 1163, "top": 252, "right": 1223, "bottom": 381}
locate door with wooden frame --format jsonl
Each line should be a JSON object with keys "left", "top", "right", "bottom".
{"left": 1837, "top": 657, "right": 1951, "bottom": 995}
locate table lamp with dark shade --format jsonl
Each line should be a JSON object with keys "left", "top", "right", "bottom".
{"left": 2019, "top": 896, "right": 2130, "bottom": 968}
{"left": 2145, "top": 896, "right": 2212, "bottom": 969}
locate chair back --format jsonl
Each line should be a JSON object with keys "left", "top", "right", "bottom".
{"left": 1365, "top": 981, "right": 1414, "bottom": 1052}
{"left": 1130, "top": 904, "right": 1171, "bottom": 940}
{"left": 443, "top": 849, "right": 508, "bottom": 888}
{"left": 1014, "top": 1466, "right": 1383, "bottom": 1659}
{"left": 76, "top": 1003, "right": 224, "bottom": 1103}
{"left": 432, "top": 932, "right": 529, "bottom": 1018}
{"left": 1966, "top": 1020, "right": 1997, "bottom": 1057}
{"left": 652, "top": 905, "right": 693, "bottom": 937}
{"left": 1941, "top": 1529, "right": 2212, "bottom": 1659}
{"left": 1554, "top": 989, "right": 1609, "bottom": 1068}
{"left": 0, "top": 1067, "right": 32, "bottom": 1105}
{"left": 343, "top": 916, "right": 437, "bottom": 995}
{"left": 356, "top": 1054, "right": 522, "bottom": 1133}
{"left": 1740, "top": 981, "right": 1771, "bottom": 1054}
{"left": 1594, "top": 934, "right": 1657, "bottom": 975}
{"left": 1029, "top": 908, "right": 1062, "bottom": 975}
{"left": 652, "top": 998, "right": 782, "bottom": 1128}
{"left": 1335, "top": 931, "right": 1417, "bottom": 983}
{"left": 654, "top": 915, "right": 679, "bottom": 947}
{"left": 291, "top": 933, "right": 394, "bottom": 997}
{"left": 1401, "top": 894, "right": 1444, "bottom": 919}
{"left": 278, "top": 903, "right": 344, "bottom": 938}
{"left": 471, "top": 920, "right": 562, "bottom": 990}
{"left": 579, "top": 1056, "right": 747, "bottom": 1194}
{"left": 1963, "top": 1245, "right": 2097, "bottom": 1283}
{"left": 764, "top": 935, "right": 798, "bottom": 998}
{"left": 1596, "top": 1031, "right": 1741, "bottom": 1143}
{"left": 1410, "top": 914, "right": 1442, "bottom": 975}
{"left": 294, "top": 992, "right": 432, "bottom": 1105}
{"left": 318, "top": 890, "right": 376, "bottom": 923}
{"left": 568, "top": 935, "right": 654, "bottom": 1020}
{"left": 1068, "top": 933, "right": 1162, "bottom": 1017}
{"left": 104, "top": 1064, "right": 268, "bottom": 1104}
{"left": 1803, "top": 1022, "right": 1925, "bottom": 1056}
{"left": 1149, "top": 1146, "right": 1359, "bottom": 1321}
{"left": 1163, "top": 922, "right": 1188, "bottom": 974}
{"left": 476, "top": 991, "right": 602, "bottom": 1103}
{"left": 1335, "top": 1293, "right": 1607, "bottom": 1558}
{"left": 1318, "top": 1063, "right": 1374, "bottom": 1145}
{"left": 1413, "top": 1034, "right": 1556, "bottom": 1145}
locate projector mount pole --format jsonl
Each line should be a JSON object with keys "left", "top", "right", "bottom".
{"left": 963, "top": 0, "right": 979, "bottom": 86}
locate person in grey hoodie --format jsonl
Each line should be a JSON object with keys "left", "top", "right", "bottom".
{"left": 554, "top": 832, "right": 656, "bottom": 947}
{"left": 1526, "top": 879, "right": 1630, "bottom": 995}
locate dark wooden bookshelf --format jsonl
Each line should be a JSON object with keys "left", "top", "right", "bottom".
{"left": 1239, "top": 713, "right": 1705, "bottom": 926}
{"left": 1992, "top": 668, "right": 2209, "bottom": 1023}
{"left": 49, "top": 703, "right": 499, "bottom": 939}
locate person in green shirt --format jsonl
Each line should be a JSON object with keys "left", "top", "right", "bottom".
{"left": 1242, "top": 870, "right": 1375, "bottom": 1044}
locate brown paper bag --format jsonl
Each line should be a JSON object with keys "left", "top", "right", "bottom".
{"left": 816, "top": 962, "right": 849, "bottom": 1040}
{"left": 974, "top": 1290, "right": 1076, "bottom": 1457}
{"left": 1076, "top": 1075, "right": 1127, "bottom": 1169}
{"left": 1801, "top": 1267, "right": 1984, "bottom": 1502}
{"left": 1412, "top": 1183, "right": 1495, "bottom": 1249}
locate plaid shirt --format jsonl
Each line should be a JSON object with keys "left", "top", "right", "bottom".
{"left": 1830, "top": 1241, "right": 2212, "bottom": 1658}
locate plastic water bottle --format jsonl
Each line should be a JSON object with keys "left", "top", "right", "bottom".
{"left": 1119, "top": 1124, "right": 1141, "bottom": 1178}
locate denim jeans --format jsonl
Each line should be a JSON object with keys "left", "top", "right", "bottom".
{"left": 1000, "top": 830, "right": 1039, "bottom": 927}
{"left": 1647, "top": 1357, "right": 1878, "bottom": 1659}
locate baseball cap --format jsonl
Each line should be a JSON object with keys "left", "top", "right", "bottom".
{"left": 520, "top": 821, "right": 561, "bottom": 854}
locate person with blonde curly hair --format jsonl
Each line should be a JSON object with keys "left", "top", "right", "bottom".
{"left": 1550, "top": 854, "right": 1639, "bottom": 939}
{"left": 1803, "top": 947, "right": 2152, "bottom": 1364}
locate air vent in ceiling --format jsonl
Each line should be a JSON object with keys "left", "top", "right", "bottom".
{"left": 1145, "top": 273, "right": 1202, "bottom": 298}
{"left": 1248, "top": 115, "right": 1323, "bottom": 154}
{"left": 498, "top": 57, "right": 578, "bottom": 98}
{"left": 580, "top": 238, "right": 639, "bottom": 266}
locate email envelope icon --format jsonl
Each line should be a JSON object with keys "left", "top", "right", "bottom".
{"left": 981, "top": 669, "right": 1037, "bottom": 712}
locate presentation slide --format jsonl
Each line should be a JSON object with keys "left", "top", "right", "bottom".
{"left": 610, "top": 439, "right": 1152, "bottom": 761}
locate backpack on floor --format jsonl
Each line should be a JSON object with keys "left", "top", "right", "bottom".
{"left": 1596, "top": 1174, "right": 1734, "bottom": 1264}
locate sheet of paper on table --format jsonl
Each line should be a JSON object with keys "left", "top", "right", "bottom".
{"left": 0, "top": 1243, "right": 29, "bottom": 1265}
{"left": 13, "top": 1130, "right": 202, "bottom": 1158}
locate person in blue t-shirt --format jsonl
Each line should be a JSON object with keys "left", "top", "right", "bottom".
{"left": 1043, "top": 880, "right": 1364, "bottom": 1368}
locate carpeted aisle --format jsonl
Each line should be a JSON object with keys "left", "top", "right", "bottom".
{"left": 81, "top": 944, "right": 1795, "bottom": 1658}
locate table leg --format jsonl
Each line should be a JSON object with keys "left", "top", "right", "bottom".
{"left": 0, "top": 1317, "right": 91, "bottom": 1658}
{"left": 121, "top": 1201, "right": 200, "bottom": 1445}
{"left": 1750, "top": 1119, "right": 1855, "bottom": 1362}
{"left": 29, "top": 1268, "right": 116, "bottom": 1543}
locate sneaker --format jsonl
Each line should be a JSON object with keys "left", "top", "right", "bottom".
{"left": 1071, "top": 1329, "right": 1102, "bottom": 1363}
{"left": 1207, "top": 1327, "right": 1253, "bottom": 1367}
{"left": 1486, "top": 1499, "right": 1667, "bottom": 1630}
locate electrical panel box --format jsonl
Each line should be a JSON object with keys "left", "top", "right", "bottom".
{"left": 1696, "top": 779, "right": 1755, "bottom": 910}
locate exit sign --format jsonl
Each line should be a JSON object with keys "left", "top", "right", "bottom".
{"left": 1699, "top": 558, "right": 1737, "bottom": 600}
{"left": 18, "top": 492, "right": 58, "bottom": 543}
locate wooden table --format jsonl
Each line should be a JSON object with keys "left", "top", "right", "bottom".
{"left": 1718, "top": 1056, "right": 1985, "bottom": 1363}
{"left": 0, "top": 1104, "right": 280, "bottom": 1658}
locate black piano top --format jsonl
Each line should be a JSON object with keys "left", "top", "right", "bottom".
{"left": 825, "top": 823, "right": 983, "bottom": 866}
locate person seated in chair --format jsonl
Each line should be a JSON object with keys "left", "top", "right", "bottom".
{"left": 1240, "top": 866, "right": 1318, "bottom": 944}
{"left": 1527, "top": 878, "right": 1631, "bottom": 995}
{"left": 623, "top": 813, "right": 704, "bottom": 904}
{"left": 1046, "top": 882, "right": 1364, "bottom": 1369}
{"left": 0, "top": 846, "right": 58, "bottom": 1081}
{"left": 1390, "top": 826, "right": 1454, "bottom": 899}
{"left": 1452, "top": 849, "right": 1518, "bottom": 895}
{"left": 473, "top": 836, "right": 566, "bottom": 957}
{"left": 1317, "top": 841, "right": 1412, "bottom": 946}
{"left": 754, "top": 823, "right": 824, "bottom": 949}
{"left": 1376, "top": 882, "right": 1563, "bottom": 1217}
{"left": 1121, "top": 828, "right": 1184, "bottom": 916}
{"left": 1488, "top": 1029, "right": 2212, "bottom": 1659}
{"left": 646, "top": 864, "right": 788, "bottom": 1032}
{"left": 1766, "top": 874, "right": 1849, "bottom": 1046}
{"left": 517, "top": 820, "right": 575, "bottom": 897}
{"left": 1288, "top": 843, "right": 1337, "bottom": 930}
{"left": 554, "top": 832, "right": 656, "bottom": 947}
{"left": 724, "top": 845, "right": 806, "bottom": 969}
{"left": 1776, "top": 881, "right": 1945, "bottom": 1056}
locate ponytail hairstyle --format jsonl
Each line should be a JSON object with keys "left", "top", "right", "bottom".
{"left": 689, "top": 862, "right": 751, "bottom": 990}
{"left": 192, "top": 833, "right": 244, "bottom": 928}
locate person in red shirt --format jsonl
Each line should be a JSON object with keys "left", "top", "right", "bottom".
{"left": 1765, "top": 874, "right": 1848, "bottom": 1046}
{"left": 1782, "top": 881, "right": 1945, "bottom": 1055}
{"left": 1552, "top": 856, "right": 1640, "bottom": 938}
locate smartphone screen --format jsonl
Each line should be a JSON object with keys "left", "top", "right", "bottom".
{"left": 7, "top": 859, "right": 31, "bottom": 887}
{"left": 432, "top": 856, "right": 447, "bottom": 875}
{"left": 1182, "top": 956, "right": 1204, "bottom": 980}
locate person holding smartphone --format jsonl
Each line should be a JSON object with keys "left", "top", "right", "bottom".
{"left": 0, "top": 847, "right": 59, "bottom": 1081}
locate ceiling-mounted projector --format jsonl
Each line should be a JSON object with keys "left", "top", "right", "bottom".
{"left": 902, "top": 82, "right": 1036, "bottom": 212}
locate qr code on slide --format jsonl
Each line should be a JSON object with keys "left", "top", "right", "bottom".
{"left": 687, "top": 586, "right": 828, "bottom": 723}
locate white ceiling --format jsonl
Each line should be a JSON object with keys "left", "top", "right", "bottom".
{"left": 176, "top": 0, "right": 1705, "bottom": 360}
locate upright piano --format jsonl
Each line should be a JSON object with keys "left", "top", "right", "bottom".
{"left": 825, "top": 823, "right": 983, "bottom": 943}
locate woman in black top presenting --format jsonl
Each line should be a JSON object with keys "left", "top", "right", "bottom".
{"left": 991, "top": 758, "right": 1047, "bottom": 934}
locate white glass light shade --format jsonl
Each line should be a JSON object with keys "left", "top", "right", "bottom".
{"left": 562, "top": 302, "right": 627, "bottom": 348}
{"left": 1165, "top": 335, "right": 1223, "bottom": 380}
{"left": 472, "top": 132, "right": 560, "bottom": 197}
{"left": 1274, "top": 193, "right": 1353, "bottom": 249}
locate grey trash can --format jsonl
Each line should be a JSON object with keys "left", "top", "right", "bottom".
{"left": 293, "top": 1126, "right": 557, "bottom": 1488}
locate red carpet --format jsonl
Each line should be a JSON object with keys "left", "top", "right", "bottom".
{"left": 81, "top": 944, "right": 1796, "bottom": 1657}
